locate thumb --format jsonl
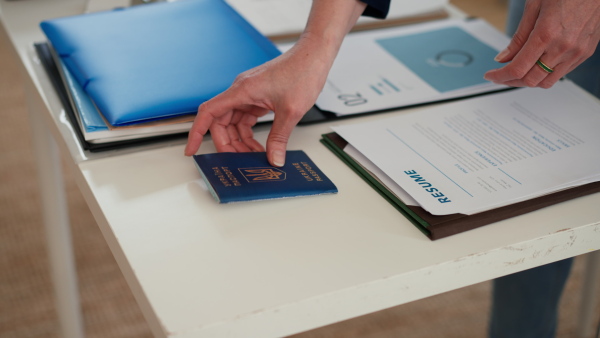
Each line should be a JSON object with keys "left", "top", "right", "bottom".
{"left": 495, "top": 1, "right": 540, "bottom": 62}
{"left": 265, "top": 113, "right": 300, "bottom": 167}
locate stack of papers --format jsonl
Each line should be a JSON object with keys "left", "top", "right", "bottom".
{"left": 39, "top": 0, "right": 281, "bottom": 148}
{"left": 55, "top": 55, "right": 193, "bottom": 143}
{"left": 322, "top": 80, "right": 600, "bottom": 239}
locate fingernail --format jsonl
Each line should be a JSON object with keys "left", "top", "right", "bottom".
{"left": 272, "top": 150, "right": 285, "bottom": 167}
{"left": 494, "top": 48, "right": 509, "bottom": 62}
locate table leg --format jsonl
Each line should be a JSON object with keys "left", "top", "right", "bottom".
{"left": 578, "top": 250, "right": 600, "bottom": 338}
{"left": 28, "top": 93, "right": 85, "bottom": 338}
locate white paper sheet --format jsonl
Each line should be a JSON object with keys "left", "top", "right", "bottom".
{"left": 344, "top": 144, "right": 419, "bottom": 206}
{"left": 333, "top": 81, "right": 600, "bottom": 215}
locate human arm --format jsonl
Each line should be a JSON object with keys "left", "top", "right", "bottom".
{"left": 483, "top": 0, "right": 600, "bottom": 88}
{"left": 184, "top": 0, "right": 370, "bottom": 166}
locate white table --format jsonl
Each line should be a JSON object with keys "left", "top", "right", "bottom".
{"left": 2, "top": 0, "right": 599, "bottom": 337}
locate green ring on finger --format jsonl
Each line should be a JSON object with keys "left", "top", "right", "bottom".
{"left": 536, "top": 59, "right": 554, "bottom": 73}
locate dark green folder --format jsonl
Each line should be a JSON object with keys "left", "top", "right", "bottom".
{"left": 321, "top": 132, "right": 600, "bottom": 240}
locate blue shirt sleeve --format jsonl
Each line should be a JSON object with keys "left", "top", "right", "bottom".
{"left": 360, "top": 0, "right": 391, "bottom": 19}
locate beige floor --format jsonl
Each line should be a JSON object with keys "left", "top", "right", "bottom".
{"left": 1, "top": 0, "right": 598, "bottom": 337}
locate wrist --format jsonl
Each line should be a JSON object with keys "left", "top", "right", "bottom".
{"left": 293, "top": 31, "right": 340, "bottom": 70}
{"left": 295, "top": 0, "right": 367, "bottom": 68}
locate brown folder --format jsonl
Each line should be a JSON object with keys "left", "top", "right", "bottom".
{"left": 322, "top": 132, "right": 600, "bottom": 240}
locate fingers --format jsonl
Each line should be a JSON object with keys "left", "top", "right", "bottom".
{"left": 184, "top": 103, "right": 212, "bottom": 156}
{"left": 484, "top": 26, "right": 567, "bottom": 88}
{"left": 222, "top": 125, "right": 253, "bottom": 153}
{"left": 184, "top": 128, "right": 205, "bottom": 156}
{"left": 485, "top": 57, "right": 564, "bottom": 89}
{"left": 266, "top": 109, "right": 305, "bottom": 167}
{"left": 484, "top": 0, "right": 600, "bottom": 89}
{"left": 500, "top": 54, "right": 564, "bottom": 88}
{"left": 184, "top": 87, "right": 264, "bottom": 156}
{"left": 216, "top": 112, "right": 263, "bottom": 153}
{"left": 483, "top": 0, "right": 558, "bottom": 87}
{"left": 236, "top": 112, "right": 266, "bottom": 152}
{"left": 184, "top": 92, "right": 236, "bottom": 156}
{"left": 494, "top": 0, "right": 541, "bottom": 63}
{"left": 485, "top": 33, "right": 584, "bottom": 89}
{"left": 485, "top": 23, "right": 548, "bottom": 84}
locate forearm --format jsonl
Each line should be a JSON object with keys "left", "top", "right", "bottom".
{"left": 305, "top": 0, "right": 367, "bottom": 40}
{"left": 291, "top": 0, "right": 367, "bottom": 73}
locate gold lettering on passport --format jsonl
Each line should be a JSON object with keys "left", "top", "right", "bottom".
{"left": 212, "top": 166, "right": 231, "bottom": 187}
{"left": 221, "top": 167, "right": 242, "bottom": 187}
{"left": 301, "top": 162, "right": 323, "bottom": 181}
{"left": 292, "top": 162, "right": 313, "bottom": 181}
{"left": 211, "top": 166, "right": 242, "bottom": 187}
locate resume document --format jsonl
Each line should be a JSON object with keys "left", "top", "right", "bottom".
{"left": 333, "top": 81, "right": 600, "bottom": 215}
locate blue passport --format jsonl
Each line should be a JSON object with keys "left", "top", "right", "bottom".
{"left": 193, "top": 151, "right": 338, "bottom": 203}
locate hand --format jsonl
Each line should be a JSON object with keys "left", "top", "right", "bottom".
{"left": 184, "top": 0, "right": 367, "bottom": 166}
{"left": 484, "top": 0, "right": 600, "bottom": 88}
{"left": 184, "top": 41, "right": 331, "bottom": 166}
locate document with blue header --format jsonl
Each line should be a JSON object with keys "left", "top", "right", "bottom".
{"left": 315, "top": 19, "right": 511, "bottom": 116}
{"left": 332, "top": 80, "right": 600, "bottom": 216}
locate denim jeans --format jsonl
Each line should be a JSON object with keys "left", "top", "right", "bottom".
{"left": 489, "top": 1, "right": 599, "bottom": 336}
{"left": 489, "top": 258, "right": 574, "bottom": 338}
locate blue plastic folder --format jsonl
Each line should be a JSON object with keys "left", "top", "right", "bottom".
{"left": 40, "top": 0, "right": 281, "bottom": 126}
{"left": 57, "top": 56, "right": 108, "bottom": 132}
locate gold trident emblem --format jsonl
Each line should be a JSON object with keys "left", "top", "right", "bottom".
{"left": 239, "top": 167, "right": 286, "bottom": 182}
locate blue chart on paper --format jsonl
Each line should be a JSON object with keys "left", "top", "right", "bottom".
{"left": 376, "top": 27, "right": 500, "bottom": 93}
